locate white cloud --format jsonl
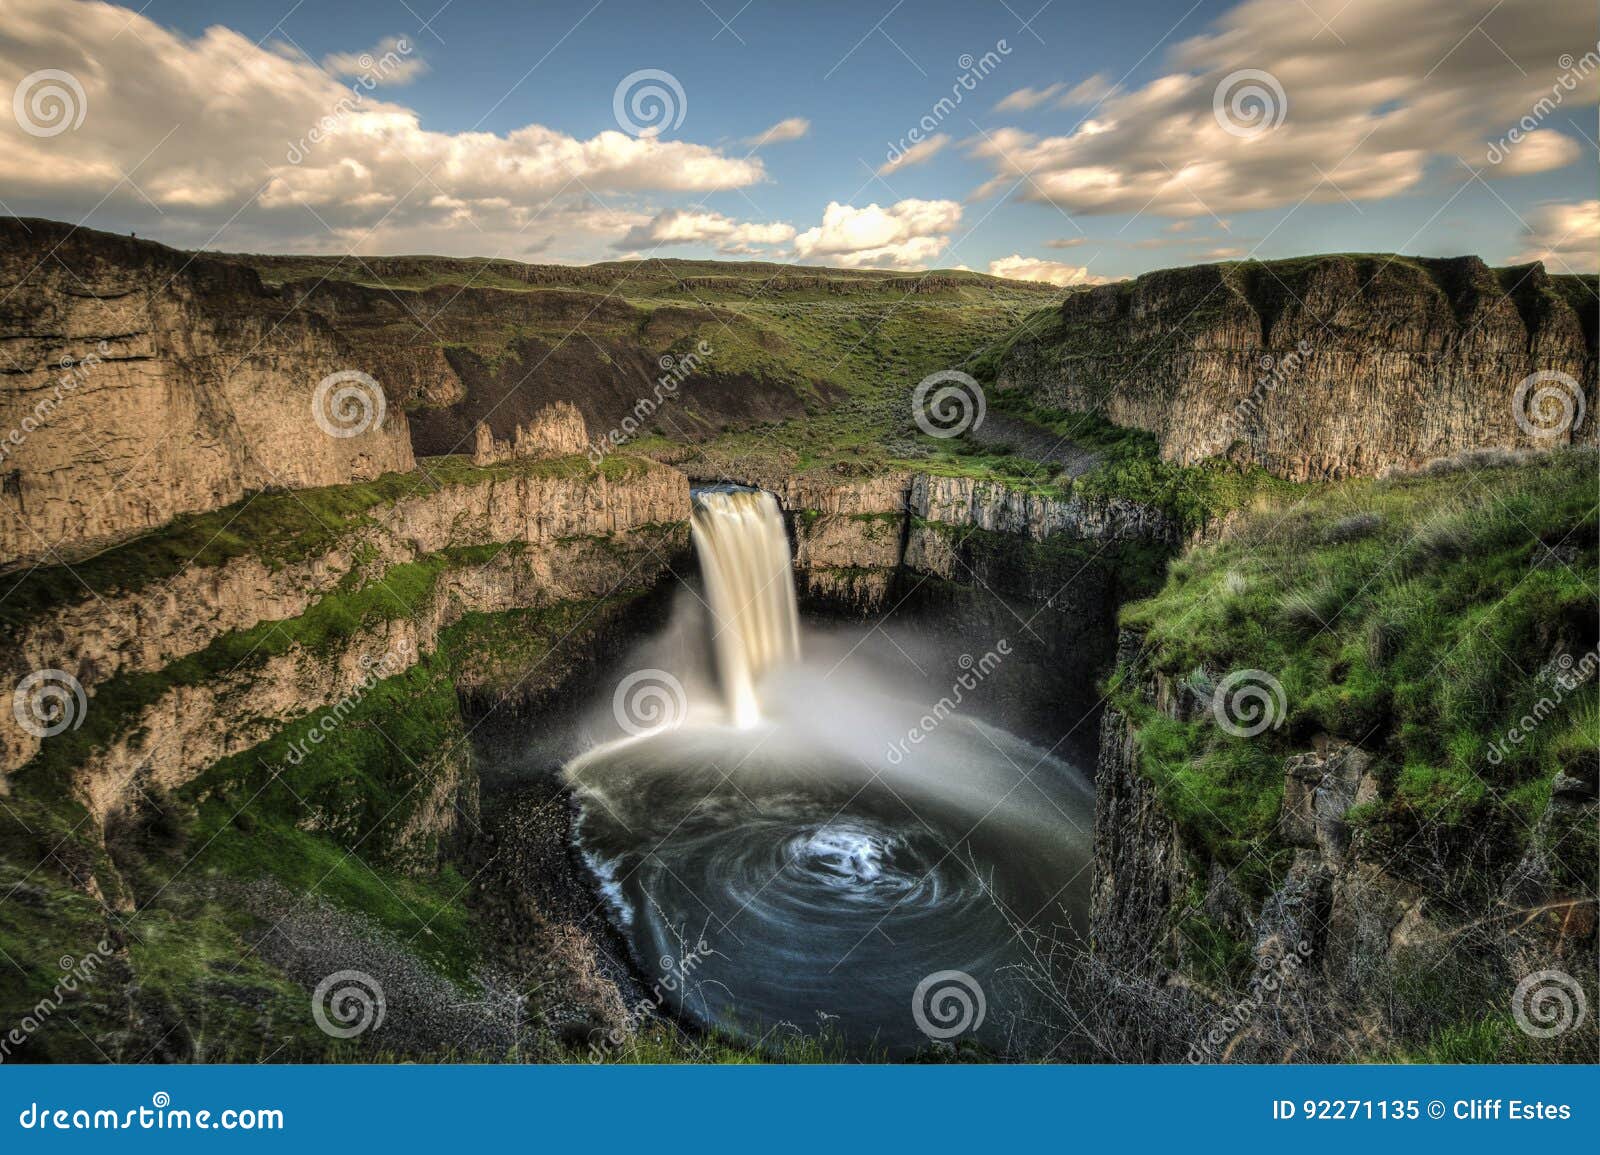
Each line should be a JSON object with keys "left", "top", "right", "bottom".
{"left": 322, "top": 35, "right": 427, "bottom": 86}
{"left": 971, "top": 0, "right": 1593, "bottom": 219}
{"left": 995, "top": 83, "right": 1066, "bottom": 112}
{"left": 995, "top": 75, "right": 1117, "bottom": 113}
{"left": 0, "top": 0, "right": 765, "bottom": 259}
{"left": 1059, "top": 74, "right": 1118, "bottom": 106}
{"left": 1043, "top": 236, "right": 1087, "bottom": 248}
{"left": 745, "top": 117, "right": 810, "bottom": 146}
{"left": 877, "top": 133, "right": 949, "bottom": 176}
{"left": 1508, "top": 200, "right": 1600, "bottom": 273}
{"left": 1490, "top": 129, "right": 1583, "bottom": 177}
{"left": 792, "top": 199, "right": 962, "bottom": 269}
{"left": 615, "top": 208, "right": 795, "bottom": 251}
{"left": 987, "top": 254, "right": 1108, "bottom": 286}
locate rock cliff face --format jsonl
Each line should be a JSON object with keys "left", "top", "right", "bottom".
{"left": 997, "top": 255, "right": 1597, "bottom": 480}
{"left": 471, "top": 402, "right": 589, "bottom": 466}
{"left": 1090, "top": 629, "right": 1597, "bottom": 1062}
{"left": 0, "top": 457, "right": 688, "bottom": 783}
{"left": 0, "top": 219, "right": 418, "bottom": 567}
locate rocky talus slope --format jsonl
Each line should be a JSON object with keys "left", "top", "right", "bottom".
{"left": 994, "top": 255, "right": 1597, "bottom": 480}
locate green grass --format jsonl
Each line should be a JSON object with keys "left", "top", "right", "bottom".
{"left": 1111, "top": 448, "right": 1598, "bottom": 882}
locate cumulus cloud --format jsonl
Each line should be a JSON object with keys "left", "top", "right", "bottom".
{"left": 1491, "top": 128, "right": 1583, "bottom": 176}
{"left": 322, "top": 35, "right": 427, "bottom": 85}
{"left": 792, "top": 199, "right": 962, "bottom": 269}
{"left": 987, "top": 254, "right": 1108, "bottom": 286}
{"left": 745, "top": 117, "right": 810, "bottom": 146}
{"left": 614, "top": 208, "right": 795, "bottom": 252}
{"left": 877, "top": 133, "right": 949, "bottom": 176}
{"left": 971, "top": 0, "right": 1593, "bottom": 219}
{"left": 0, "top": 0, "right": 765, "bottom": 258}
{"left": 1507, "top": 200, "right": 1600, "bottom": 273}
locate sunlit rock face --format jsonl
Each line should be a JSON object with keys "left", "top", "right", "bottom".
{"left": 996, "top": 255, "right": 1597, "bottom": 480}
{"left": 0, "top": 219, "right": 419, "bottom": 568}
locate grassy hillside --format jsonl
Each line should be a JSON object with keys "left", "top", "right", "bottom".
{"left": 229, "top": 250, "right": 1061, "bottom": 476}
{"left": 1113, "top": 447, "right": 1597, "bottom": 888}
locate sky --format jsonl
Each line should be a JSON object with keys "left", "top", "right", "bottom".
{"left": 0, "top": 0, "right": 1595, "bottom": 281}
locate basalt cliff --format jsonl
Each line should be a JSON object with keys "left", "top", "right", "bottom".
{"left": 993, "top": 254, "right": 1597, "bottom": 480}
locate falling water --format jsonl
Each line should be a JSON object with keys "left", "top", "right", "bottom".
{"left": 690, "top": 488, "right": 800, "bottom": 727}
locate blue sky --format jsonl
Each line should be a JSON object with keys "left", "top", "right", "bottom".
{"left": 1, "top": 0, "right": 1594, "bottom": 279}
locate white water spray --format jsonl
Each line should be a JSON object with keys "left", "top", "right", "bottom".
{"left": 690, "top": 489, "right": 800, "bottom": 727}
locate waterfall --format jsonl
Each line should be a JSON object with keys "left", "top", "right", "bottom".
{"left": 690, "top": 488, "right": 801, "bottom": 728}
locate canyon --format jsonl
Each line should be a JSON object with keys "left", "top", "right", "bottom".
{"left": 0, "top": 221, "right": 1593, "bottom": 1062}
